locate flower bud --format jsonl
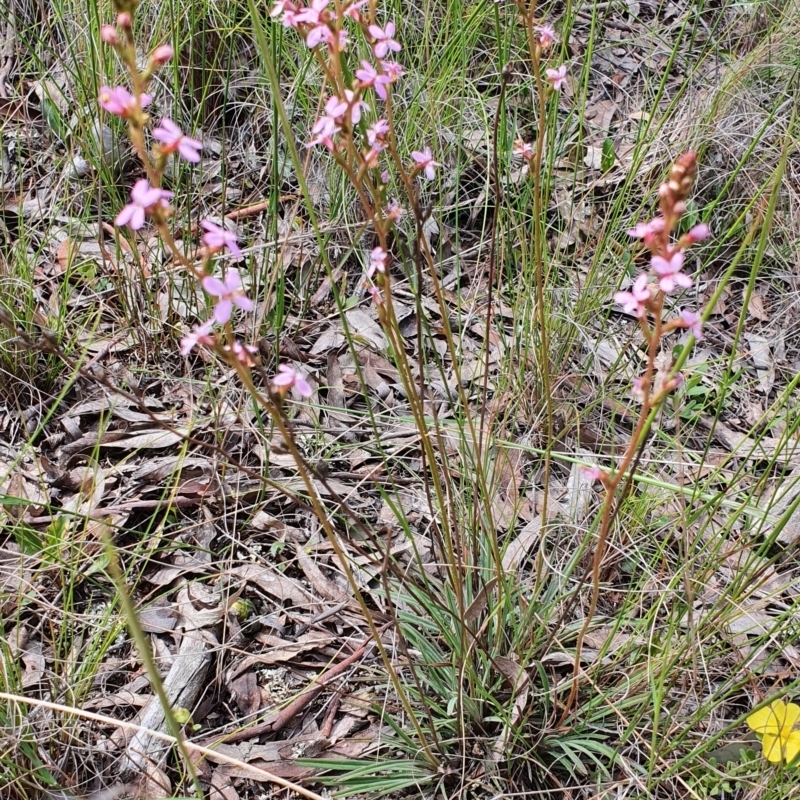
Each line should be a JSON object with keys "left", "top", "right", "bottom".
{"left": 101, "top": 25, "right": 118, "bottom": 44}
{"left": 117, "top": 11, "right": 132, "bottom": 27}
{"left": 152, "top": 44, "right": 174, "bottom": 65}
{"left": 687, "top": 223, "right": 710, "bottom": 243}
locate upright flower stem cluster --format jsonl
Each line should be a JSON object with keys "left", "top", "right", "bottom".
{"left": 99, "top": 0, "right": 317, "bottom": 394}
{"left": 97, "top": 0, "right": 464, "bottom": 765}
{"left": 97, "top": 0, "right": 709, "bottom": 741}
{"left": 564, "top": 153, "right": 710, "bottom": 715}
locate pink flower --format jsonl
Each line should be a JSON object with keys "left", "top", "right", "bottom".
{"left": 271, "top": 0, "right": 301, "bottom": 27}
{"left": 115, "top": 180, "right": 173, "bottom": 229}
{"left": 202, "top": 269, "right": 254, "bottom": 324}
{"left": 309, "top": 92, "right": 366, "bottom": 146}
{"left": 272, "top": 364, "right": 313, "bottom": 397}
{"left": 380, "top": 61, "right": 404, "bottom": 82}
{"left": 342, "top": 89, "right": 368, "bottom": 124}
{"left": 368, "top": 286, "right": 384, "bottom": 306}
{"left": 367, "top": 246, "right": 388, "bottom": 278}
{"left": 582, "top": 466, "right": 606, "bottom": 483}
{"left": 117, "top": 12, "right": 132, "bottom": 27}
{"left": 152, "top": 119, "right": 203, "bottom": 163}
{"left": 384, "top": 200, "right": 402, "bottom": 223}
{"left": 296, "top": 0, "right": 329, "bottom": 24}
{"left": 627, "top": 217, "right": 665, "bottom": 239}
{"left": 225, "top": 340, "right": 259, "bottom": 366}
{"left": 367, "top": 118, "right": 390, "bottom": 148}
{"left": 201, "top": 219, "right": 242, "bottom": 258}
{"left": 534, "top": 24, "right": 557, "bottom": 48}
{"left": 98, "top": 86, "right": 152, "bottom": 117}
{"left": 324, "top": 28, "right": 349, "bottom": 51}
{"left": 614, "top": 273, "right": 651, "bottom": 318}
{"left": 513, "top": 139, "right": 534, "bottom": 160}
{"left": 152, "top": 44, "right": 174, "bottom": 65}
{"left": 270, "top": 0, "right": 297, "bottom": 15}
{"left": 411, "top": 146, "right": 439, "bottom": 180}
{"left": 356, "top": 61, "right": 392, "bottom": 100}
{"left": 368, "top": 21, "right": 401, "bottom": 58}
{"left": 180, "top": 320, "right": 215, "bottom": 355}
{"left": 686, "top": 223, "right": 710, "bottom": 243}
{"left": 680, "top": 309, "right": 703, "bottom": 340}
{"left": 101, "top": 25, "right": 118, "bottom": 45}
{"left": 341, "top": 0, "right": 368, "bottom": 19}
{"left": 545, "top": 64, "right": 567, "bottom": 91}
{"left": 651, "top": 251, "right": 691, "bottom": 293}
{"left": 306, "top": 23, "right": 332, "bottom": 48}
{"left": 309, "top": 96, "right": 345, "bottom": 146}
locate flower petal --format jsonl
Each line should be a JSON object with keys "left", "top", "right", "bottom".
{"left": 782, "top": 702, "right": 800, "bottom": 733}
{"left": 762, "top": 733, "right": 784, "bottom": 763}
{"left": 748, "top": 700, "right": 785, "bottom": 735}
{"left": 784, "top": 730, "right": 800, "bottom": 763}
{"left": 213, "top": 298, "right": 233, "bottom": 324}
{"left": 201, "top": 276, "right": 227, "bottom": 297}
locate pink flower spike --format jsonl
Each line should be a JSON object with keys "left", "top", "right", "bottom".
{"left": 687, "top": 223, "right": 710, "bottom": 243}
{"left": 534, "top": 24, "right": 557, "bottom": 48}
{"left": 368, "top": 21, "right": 401, "bottom": 58}
{"left": 101, "top": 25, "right": 118, "bottom": 45}
{"left": 98, "top": 86, "right": 152, "bottom": 117}
{"left": 680, "top": 309, "right": 703, "bottom": 340}
{"left": 356, "top": 61, "right": 392, "bottom": 100}
{"left": 411, "top": 146, "right": 439, "bottom": 180}
{"left": 367, "top": 246, "right": 388, "bottom": 278}
{"left": 545, "top": 64, "right": 567, "bottom": 91}
{"left": 180, "top": 320, "right": 215, "bottom": 356}
{"left": 115, "top": 179, "right": 173, "bottom": 229}
{"left": 201, "top": 219, "right": 242, "bottom": 258}
{"left": 614, "top": 273, "right": 651, "bottom": 318}
{"left": 202, "top": 269, "right": 254, "bottom": 324}
{"left": 152, "top": 118, "right": 203, "bottom": 163}
{"left": 272, "top": 364, "right": 313, "bottom": 398}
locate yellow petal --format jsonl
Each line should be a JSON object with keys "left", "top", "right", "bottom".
{"left": 748, "top": 700, "right": 785, "bottom": 735}
{"left": 781, "top": 702, "right": 800, "bottom": 735}
{"left": 784, "top": 731, "right": 800, "bottom": 764}
{"left": 762, "top": 734, "right": 784, "bottom": 763}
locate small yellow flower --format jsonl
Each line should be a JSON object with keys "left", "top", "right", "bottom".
{"left": 747, "top": 699, "right": 800, "bottom": 763}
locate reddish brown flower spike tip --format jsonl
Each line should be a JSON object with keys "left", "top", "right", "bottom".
{"left": 669, "top": 151, "right": 697, "bottom": 202}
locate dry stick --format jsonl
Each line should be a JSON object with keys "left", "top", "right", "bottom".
{"left": 0, "top": 691, "right": 327, "bottom": 800}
